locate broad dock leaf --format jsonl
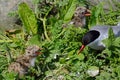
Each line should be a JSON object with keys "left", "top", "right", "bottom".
{"left": 18, "top": 2, "right": 38, "bottom": 35}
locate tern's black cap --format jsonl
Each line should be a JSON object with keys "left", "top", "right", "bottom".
{"left": 82, "top": 30, "right": 100, "bottom": 45}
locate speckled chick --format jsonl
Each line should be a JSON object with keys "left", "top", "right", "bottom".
{"left": 8, "top": 45, "right": 41, "bottom": 77}
{"left": 70, "top": 7, "right": 90, "bottom": 27}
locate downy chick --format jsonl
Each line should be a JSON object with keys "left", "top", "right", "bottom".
{"left": 8, "top": 45, "right": 41, "bottom": 77}
{"left": 70, "top": 7, "right": 91, "bottom": 27}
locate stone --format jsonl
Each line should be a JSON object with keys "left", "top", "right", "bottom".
{"left": 0, "top": 0, "right": 34, "bottom": 31}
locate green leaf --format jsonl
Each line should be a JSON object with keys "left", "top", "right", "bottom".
{"left": 27, "top": 35, "right": 41, "bottom": 46}
{"left": 18, "top": 2, "right": 38, "bottom": 35}
{"left": 102, "top": 27, "right": 116, "bottom": 57}
{"left": 96, "top": 72, "right": 111, "bottom": 80}
{"left": 114, "top": 66, "right": 120, "bottom": 76}
{"left": 77, "top": 53, "right": 85, "bottom": 61}
{"left": 103, "top": 27, "right": 115, "bottom": 49}
{"left": 113, "top": 37, "right": 120, "bottom": 47}
{"left": 89, "top": 3, "right": 104, "bottom": 28}
{"left": 63, "top": 0, "right": 77, "bottom": 23}
{"left": 2, "top": 71, "right": 17, "bottom": 80}
{"left": 108, "top": 27, "right": 115, "bottom": 45}
{"left": 102, "top": 48, "right": 112, "bottom": 57}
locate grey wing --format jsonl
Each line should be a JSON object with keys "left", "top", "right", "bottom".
{"left": 112, "top": 26, "right": 120, "bottom": 37}
{"left": 90, "top": 25, "right": 120, "bottom": 37}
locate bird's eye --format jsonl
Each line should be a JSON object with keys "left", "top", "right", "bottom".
{"left": 28, "top": 51, "right": 30, "bottom": 54}
{"left": 82, "top": 12, "right": 84, "bottom": 14}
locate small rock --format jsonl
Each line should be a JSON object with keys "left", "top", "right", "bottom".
{"left": 87, "top": 66, "right": 99, "bottom": 77}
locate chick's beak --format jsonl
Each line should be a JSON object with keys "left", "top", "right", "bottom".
{"left": 35, "top": 51, "right": 41, "bottom": 55}
{"left": 84, "top": 9, "right": 91, "bottom": 16}
{"left": 78, "top": 45, "right": 85, "bottom": 54}
{"left": 35, "top": 48, "right": 43, "bottom": 55}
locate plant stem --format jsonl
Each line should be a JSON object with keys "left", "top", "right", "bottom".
{"left": 5, "top": 43, "right": 13, "bottom": 62}
{"left": 41, "top": 18, "right": 51, "bottom": 42}
{"left": 0, "top": 40, "right": 12, "bottom": 43}
{"left": 40, "top": 6, "right": 53, "bottom": 42}
{"left": 56, "top": 28, "right": 66, "bottom": 39}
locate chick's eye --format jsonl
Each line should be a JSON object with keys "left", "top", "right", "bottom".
{"left": 28, "top": 51, "right": 30, "bottom": 54}
{"left": 82, "top": 12, "right": 84, "bottom": 14}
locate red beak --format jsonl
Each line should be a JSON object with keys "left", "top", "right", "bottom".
{"left": 35, "top": 51, "right": 41, "bottom": 55}
{"left": 35, "top": 48, "right": 43, "bottom": 55}
{"left": 84, "top": 9, "right": 91, "bottom": 16}
{"left": 78, "top": 45, "right": 85, "bottom": 54}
